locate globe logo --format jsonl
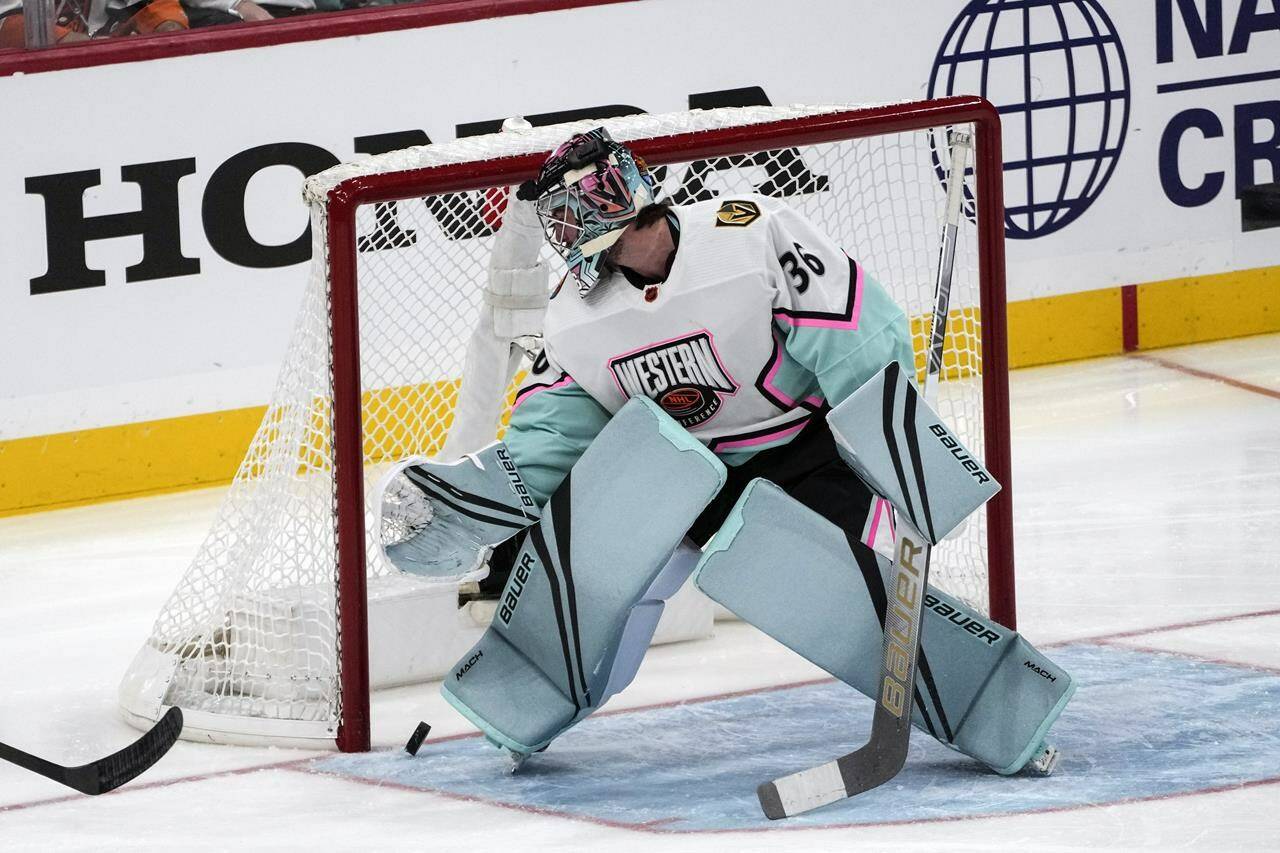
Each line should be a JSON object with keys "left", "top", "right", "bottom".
{"left": 928, "top": 0, "right": 1131, "bottom": 239}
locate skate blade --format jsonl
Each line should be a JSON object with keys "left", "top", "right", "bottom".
{"left": 1025, "top": 742, "right": 1060, "bottom": 776}
{"left": 504, "top": 749, "right": 531, "bottom": 773}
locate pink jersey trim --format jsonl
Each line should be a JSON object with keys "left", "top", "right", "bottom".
{"left": 609, "top": 327, "right": 723, "bottom": 365}
{"left": 773, "top": 258, "right": 865, "bottom": 331}
{"left": 760, "top": 336, "right": 825, "bottom": 411}
{"left": 864, "top": 497, "right": 894, "bottom": 549}
{"left": 710, "top": 418, "right": 809, "bottom": 453}
{"left": 511, "top": 374, "right": 575, "bottom": 412}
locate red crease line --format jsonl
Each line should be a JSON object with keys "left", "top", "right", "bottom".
{"left": 1131, "top": 352, "right": 1280, "bottom": 401}
{"left": 1052, "top": 607, "right": 1280, "bottom": 646}
{"left": 3, "top": 607, "right": 1277, "bottom": 816}
{"left": 0, "top": 756, "right": 314, "bottom": 814}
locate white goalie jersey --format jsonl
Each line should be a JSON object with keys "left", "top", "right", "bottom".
{"left": 505, "top": 193, "right": 915, "bottom": 505}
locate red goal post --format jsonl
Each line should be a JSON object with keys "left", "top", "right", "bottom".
{"left": 120, "top": 96, "right": 1012, "bottom": 754}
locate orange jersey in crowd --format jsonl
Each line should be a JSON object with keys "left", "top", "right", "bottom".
{"left": 0, "top": 0, "right": 186, "bottom": 48}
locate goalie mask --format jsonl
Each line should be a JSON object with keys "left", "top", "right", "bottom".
{"left": 518, "top": 128, "right": 656, "bottom": 296}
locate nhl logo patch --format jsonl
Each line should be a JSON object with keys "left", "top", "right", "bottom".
{"left": 714, "top": 199, "right": 761, "bottom": 228}
{"left": 659, "top": 387, "right": 705, "bottom": 418}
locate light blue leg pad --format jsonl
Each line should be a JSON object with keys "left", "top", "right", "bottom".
{"left": 693, "top": 479, "right": 1075, "bottom": 774}
{"left": 442, "top": 397, "right": 726, "bottom": 756}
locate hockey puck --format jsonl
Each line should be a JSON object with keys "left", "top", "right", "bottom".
{"left": 405, "top": 721, "right": 432, "bottom": 756}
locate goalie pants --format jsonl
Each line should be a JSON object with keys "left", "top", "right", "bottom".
{"left": 687, "top": 413, "right": 876, "bottom": 546}
{"left": 481, "top": 413, "right": 877, "bottom": 595}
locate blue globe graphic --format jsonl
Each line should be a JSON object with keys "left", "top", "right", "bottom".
{"left": 928, "top": 0, "right": 1131, "bottom": 239}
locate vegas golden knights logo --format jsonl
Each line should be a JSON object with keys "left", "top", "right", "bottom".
{"left": 715, "top": 199, "right": 761, "bottom": 227}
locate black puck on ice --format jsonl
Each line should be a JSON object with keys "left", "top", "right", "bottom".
{"left": 405, "top": 721, "right": 432, "bottom": 756}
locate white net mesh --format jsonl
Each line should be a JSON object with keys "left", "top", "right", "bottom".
{"left": 122, "top": 104, "right": 999, "bottom": 745}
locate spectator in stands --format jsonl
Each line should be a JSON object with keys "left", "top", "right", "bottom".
{"left": 182, "top": 0, "right": 342, "bottom": 27}
{"left": 0, "top": 0, "right": 370, "bottom": 46}
{"left": 0, "top": 0, "right": 186, "bottom": 48}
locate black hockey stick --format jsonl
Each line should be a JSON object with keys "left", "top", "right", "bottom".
{"left": 757, "top": 131, "right": 972, "bottom": 820}
{"left": 0, "top": 707, "right": 183, "bottom": 795}
{"left": 757, "top": 522, "right": 932, "bottom": 818}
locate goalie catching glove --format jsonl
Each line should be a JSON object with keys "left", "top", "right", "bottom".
{"left": 379, "top": 443, "right": 540, "bottom": 583}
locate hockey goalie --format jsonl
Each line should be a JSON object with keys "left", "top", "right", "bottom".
{"left": 377, "top": 127, "right": 1074, "bottom": 812}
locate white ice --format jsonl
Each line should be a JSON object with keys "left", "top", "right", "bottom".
{"left": 1, "top": 333, "right": 1278, "bottom": 851}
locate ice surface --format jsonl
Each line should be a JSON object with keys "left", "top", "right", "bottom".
{"left": 316, "top": 644, "right": 1280, "bottom": 832}
{"left": 1, "top": 333, "right": 1279, "bottom": 850}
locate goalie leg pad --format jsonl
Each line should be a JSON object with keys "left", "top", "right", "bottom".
{"left": 442, "top": 397, "right": 726, "bottom": 755}
{"left": 693, "top": 478, "right": 1075, "bottom": 775}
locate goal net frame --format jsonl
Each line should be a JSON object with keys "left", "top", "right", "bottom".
{"left": 123, "top": 95, "right": 1013, "bottom": 754}
{"left": 324, "top": 95, "right": 1013, "bottom": 751}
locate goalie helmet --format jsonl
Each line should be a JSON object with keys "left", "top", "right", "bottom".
{"left": 518, "top": 128, "right": 657, "bottom": 296}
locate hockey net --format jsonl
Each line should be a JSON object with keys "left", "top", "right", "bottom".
{"left": 119, "top": 98, "right": 1012, "bottom": 752}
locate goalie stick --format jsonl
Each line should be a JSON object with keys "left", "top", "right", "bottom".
{"left": 0, "top": 707, "right": 182, "bottom": 796}
{"left": 756, "top": 131, "right": 972, "bottom": 820}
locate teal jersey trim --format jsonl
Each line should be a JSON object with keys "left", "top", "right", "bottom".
{"left": 505, "top": 376, "right": 611, "bottom": 506}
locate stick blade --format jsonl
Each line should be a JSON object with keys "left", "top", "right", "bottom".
{"left": 757, "top": 712, "right": 912, "bottom": 819}
{"left": 756, "top": 781, "right": 787, "bottom": 821}
{"left": 78, "top": 707, "right": 184, "bottom": 795}
{"left": 757, "top": 759, "right": 848, "bottom": 819}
